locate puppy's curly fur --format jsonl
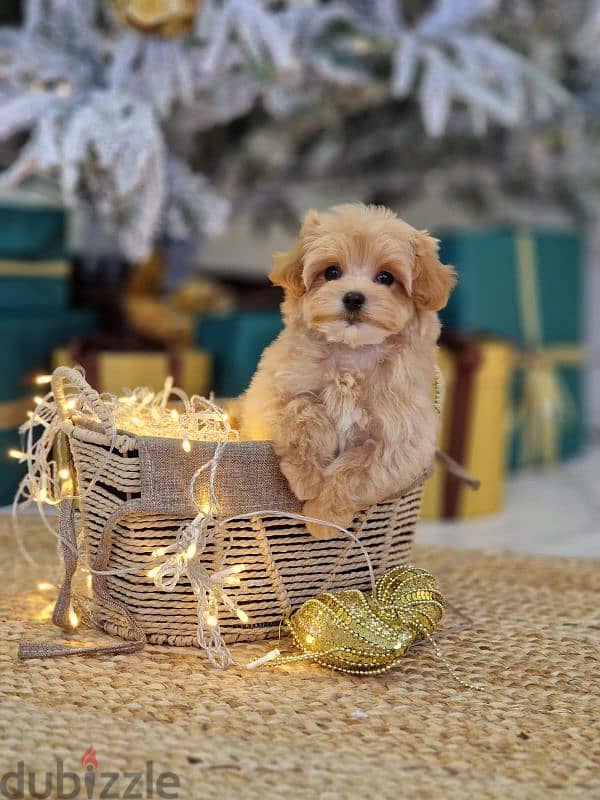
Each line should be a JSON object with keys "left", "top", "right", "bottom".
{"left": 241, "top": 203, "right": 455, "bottom": 538}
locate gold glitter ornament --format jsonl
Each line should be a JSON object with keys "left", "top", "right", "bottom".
{"left": 271, "top": 566, "right": 446, "bottom": 675}
{"left": 109, "top": 0, "right": 203, "bottom": 37}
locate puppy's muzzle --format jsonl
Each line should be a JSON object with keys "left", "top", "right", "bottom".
{"left": 343, "top": 292, "right": 365, "bottom": 313}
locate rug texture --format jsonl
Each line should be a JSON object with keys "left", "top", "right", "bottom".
{"left": 0, "top": 515, "right": 598, "bottom": 800}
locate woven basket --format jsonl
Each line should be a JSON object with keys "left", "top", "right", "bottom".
{"left": 51, "top": 367, "right": 435, "bottom": 647}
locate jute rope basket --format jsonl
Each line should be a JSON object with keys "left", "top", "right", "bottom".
{"left": 49, "top": 367, "right": 437, "bottom": 650}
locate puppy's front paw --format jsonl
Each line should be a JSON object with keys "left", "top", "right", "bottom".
{"left": 280, "top": 458, "right": 322, "bottom": 501}
{"left": 302, "top": 499, "right": 354, "bottom": 540}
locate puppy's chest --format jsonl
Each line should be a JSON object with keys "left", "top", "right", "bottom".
{"left": 319, "top": 368, "right": 373, "bottom": 448}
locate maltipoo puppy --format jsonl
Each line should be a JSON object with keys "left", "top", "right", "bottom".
{"left": 241, "top": 203, "right": 455, "bottom": 539}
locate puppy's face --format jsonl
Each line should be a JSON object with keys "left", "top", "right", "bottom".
{"left": 300, "top": 225, "right": 416, "bottom": 347}
{"left": 270, "top": 204, "right": 456, "bottom": 347}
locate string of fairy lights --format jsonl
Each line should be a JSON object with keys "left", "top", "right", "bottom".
{"left": 10, "top": 370, "right": 248, "bottom": 658}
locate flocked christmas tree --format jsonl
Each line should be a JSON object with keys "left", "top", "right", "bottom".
{"left": 1, "top": 0, "right": 594, "bottom": 267}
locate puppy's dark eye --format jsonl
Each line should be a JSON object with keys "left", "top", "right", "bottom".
{"left": 375, "top": 270, "right": 394, "bottom": 286}
{"left": 324, "top": 265, "right": 342, "bottom": 281}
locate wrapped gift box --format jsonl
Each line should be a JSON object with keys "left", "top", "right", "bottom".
{"left": 422, "top": 332, "right": 514, "bottom": 519}
{"left": 0, "top": 310, "right": 96, "bottom": 404}
{"left": 439, "top": 228, "right": 584, "bottom": 465}
{"left": 0, "top": 309, "right": 96, "bottom": 506}
{"left": 196, "top": 311, "right": 282, "bottom": 397}
{"left": 0, "top": 396, "right": 36, "bottom": 508}
{"left": 0, "top": 204, "right": 71, "bottom": 310}
{"left": 53, "top": 334, "right": 212, "bottom": 397}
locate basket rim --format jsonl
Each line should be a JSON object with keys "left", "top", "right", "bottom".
{"left": 63, "top": 413, "right": 275, "bottom": 451}
{"left": 63, "top": 414, "right": 432, "bottom": 499}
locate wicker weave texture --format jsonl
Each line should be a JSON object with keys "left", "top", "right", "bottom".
{"left": 68, "top": 425, "right": 423, "bottom": 645}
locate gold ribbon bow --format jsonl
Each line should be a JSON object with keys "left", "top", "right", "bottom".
{"left": 514, "top": 232, "right": 583, "bottom": 466}
{"left": 260, "top": 566, "right": 444, "bottom": 676}
{"left": 247, "top": 567, "right": 483, "bottom": 688}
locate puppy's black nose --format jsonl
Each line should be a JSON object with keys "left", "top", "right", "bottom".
{"left": 343, "top": 291, "right": 365, "bottom": 311}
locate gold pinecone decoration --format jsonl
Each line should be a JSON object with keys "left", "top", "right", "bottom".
{"left": 109, "top": 0, "right": 203, "bottom": 37}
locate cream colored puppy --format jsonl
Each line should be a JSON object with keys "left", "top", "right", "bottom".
{"left": 241, "top": 203, "right": 455, "bottom": 538}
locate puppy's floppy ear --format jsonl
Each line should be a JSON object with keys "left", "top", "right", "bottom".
{"left": 269, "top": 209, "right": 321, "bottom": 297}
{"left": 411, "top": 230, "right": 456, "bottom": 311}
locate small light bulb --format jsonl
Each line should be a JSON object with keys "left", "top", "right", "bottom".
{"left": 66, "top": 398, "right": 77, "bottom": 410}
{"left": 68, "top": 607, "right": 79, "bottom": 628}
{"left": 305, "top": 634, "right": 315, "bottom": 645}
{"left": 185, "top": 542, "right": 197, "bottom": 560}
{"left": 38, "top": 602, "right": 55, "bottom": 621}
{"left": 147, "top": 565, "right": 161, "bottom": 579}
{"left": 151, "top": 547, "right": 166, "bottom": 558}
{"left": 37, "top": 581, "right": 54, "bottom": 591}
{"left": 236, "top": 608, "right": 249, "bottom": 624}
{"left": 206, "top": 614, "right": 218, "bottom": 627}
{"left": 246, "top": 648, "right": 281, "bottom": 669}
{"left": 132, "top": 415, "right": 142, "bottom": 426}
{"left": 58, "top": 468, "right": 71, "bottom": 481}
{"left": 230, "top": 563, "right": 246, "bottom": 574}
{"left": 37, "top": 487, "right": 48, "bottom": 503}
{"left": 8, "top": 449, "right": 26, "bottom": 460}
{"left": 33, "top": 396, "right": 44, "bottom": 405}
{"left": 170, "top": 409, "right": 179, "bottom": 422}
{"left": 86, "top": 574, "right": 93, "bottom": 591}
{"left": 224, "top": 575, "right": 240, "bottom": 586}
{"left": 182, "top": 438, "right": 191, "bottom": 453}
{"left": 34, "top": 375, "right": 52, "bottom": 385}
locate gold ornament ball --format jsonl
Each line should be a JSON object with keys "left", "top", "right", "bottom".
{"left": 109, "top": 0, "right": 203, "bottom": 37}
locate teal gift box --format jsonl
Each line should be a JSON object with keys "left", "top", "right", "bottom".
{"left": 439, "top": 228, "right": 584, "bottom": 466}
{"left": 0, "top": 309, "right": 96, "bottom": 506}
{"left": 196, "top": 311, "right": 283, "bottom": 397}
{"left": 0, "top": 204, "right": 71, "bottom": 310}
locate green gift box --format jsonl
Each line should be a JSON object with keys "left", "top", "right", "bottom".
{"left": 196, "top": 311, "right": 283, "bottom": 397}
{"left": 439, "top": 228, "right": 584, "bottom": 466}
{"left": 0, "top": 309, "right": 96, "bottom": 506}
{"left": 0, "top": 309, "right": 96, "bottom": 402}
{"left": 0, "top": 204, "right": 71, "bottom": 309}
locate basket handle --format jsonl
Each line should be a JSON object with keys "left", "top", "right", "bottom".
{"left": 51, "top": 366, "right": 113, "bottom": 435}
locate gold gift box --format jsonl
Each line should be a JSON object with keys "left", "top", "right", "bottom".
{"left": 53, "top": 344, "right": 212, "bottom": 398}
{"left": 422, "top": 335, "right": 514, "bottom": 519}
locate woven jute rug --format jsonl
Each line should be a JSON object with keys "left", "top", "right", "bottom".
{"left": 0, "top": 515, "right": 598, "bottom": 800}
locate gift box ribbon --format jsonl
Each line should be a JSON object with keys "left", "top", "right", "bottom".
{"left": 514, "top": 232, "right": 584, "bottom": 465}
{"left": 0, "top": 259, "right": 70, "bottom": 277}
